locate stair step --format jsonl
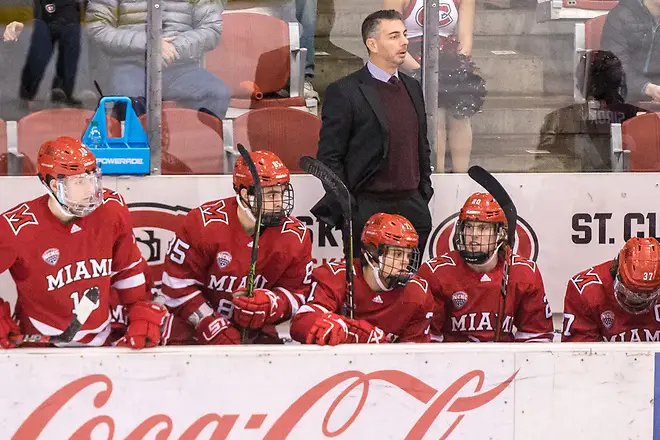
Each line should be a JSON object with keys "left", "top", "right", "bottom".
{"left": 470, "top": 135, "right": 578, "bottom": 172}
{"left": 473, "top": 49, "right": 544, "bottom": 95}
{"left": 472, "top": 95, "right": 573, "bottom": 135}
{"left": 317, "top": 7, "right": 576, "bottom": 38}
{"left": 318, "top": 37, "right": 546, "bottom": 95}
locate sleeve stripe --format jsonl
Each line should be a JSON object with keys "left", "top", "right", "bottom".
{"left": 274, "top": 287, "right": 299, "bottom": 316}
{"left": 297, "top": 304, "right": 330, "bottom": 315}
{"left": 160, "top": 290, "right": 201, "bottom": 308}
{"left": 111, "top": 273, "right": 146, "bottom": 290}
{"left": 111, "top": 259, "right": 142, "bottom": 276}
{"left": 162, "top": 272, "right": 203, "bottom": 289}
{"left": 515, "top": 331, "right": 552, "bottom": 340}
{"left": 522, "top": 337, "right": 553, "bottom": 343}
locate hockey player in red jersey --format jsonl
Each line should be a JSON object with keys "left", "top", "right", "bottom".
{"left": 160, "top": 150, "right": 313, "bottom": 344}
{"left": 417, "top": 192, "right": 554, "bottom": 343}
{"left": 0, "top": 137, "right": 166, "bottom": 348}
{"left": 290, "top": 213, "right": 435, "bottom": 345}
{"left": 562, "top": 237, "right": 660, "bottom": 342}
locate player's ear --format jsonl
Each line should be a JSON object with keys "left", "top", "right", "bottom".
{"left": 48, "top": 177, "right": 58, "bottom": 193}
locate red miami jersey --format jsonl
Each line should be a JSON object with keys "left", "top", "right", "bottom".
{"left": 0, "top": 190, "right": 149, "bottom": 346}
{"left": 160, "top": 197, "right": 313, "bottom": 331}
{"left": 418, "top": 250, "right": 554, "bottom": 342}
{"left": 562, "top": 261, "right": 660, "bottom": 342}
{"left": 290, "top": 261, "right": 435, "bottom": 343}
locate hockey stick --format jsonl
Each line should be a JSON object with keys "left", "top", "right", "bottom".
{"left": 11, "top": 286, "right": 101, "bottom": 346}
{"left": 236, "top": 144, "right": 263, "bottom": 343}
{"left": 467, "top": 166, "right": 517, "bottom": 342}
{"left": 299, "top": 156, "right": 355, "bottom": 319}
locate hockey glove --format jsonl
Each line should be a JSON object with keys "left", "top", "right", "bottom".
{"left": 0, "top": 299, "right": 20, "bottom": 349}
{"left": 196, "top": 313, "right": 241, "bottom": 345}
{"left": 306, "top": 312, "right": 349, "bottom": 346}
{"left": 232, "top": 288, "right": 287, "bottom": 329}
{"left": 116, "top": 302, "right": 167, "bottom": 349}
{"left": 346, "top": 319, "right": 390, "bottom": 344}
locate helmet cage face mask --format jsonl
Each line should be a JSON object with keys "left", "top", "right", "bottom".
{"left": 239, "top": 182, "right": 294, "bottom": 227}
{"left": 365, "top": 244, "right": 420, "bottom": 290}
{"left": 454, "top": 220, "right": 506, "bottom": 264}
{"left": 613, "top": 276, "right": 660, "bottom": 314}
{"left": 52, "top": 169, "right": 103, "bottom": 217}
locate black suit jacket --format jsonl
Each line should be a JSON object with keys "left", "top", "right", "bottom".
{"left": 311, "top": 65, "right": 434, "bottom": 227}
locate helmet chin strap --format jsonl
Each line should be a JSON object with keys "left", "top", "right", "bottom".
{"left": 236, "top": 194, "right": 257, "bottom": 223}
{"left": 468, "top": 242, "right": 502, "bottom": 270}
{"left": 364, "top": 252, "right": 393, "bottom": 292}
{"left": 43, "top": 181, "right": 76, "bottom": 219}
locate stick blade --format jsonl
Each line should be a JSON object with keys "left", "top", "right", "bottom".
{"left": 299, "top": 155, "right": 315, "bottom": 174}
{"left": 467, "top": 165, "right": 517, "bottom": 247}
{"left": 299, "top": 156, "right": 352, "bottom": 214}
{"left": 55, "top": 286, "right": 101, "bottom": 343}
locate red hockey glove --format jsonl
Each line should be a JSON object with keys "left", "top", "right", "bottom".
{"left": 346, "top": 319, "right": 390, "bottom": 344}
{"left": 306, "top": 313, "right": 349, "bottom": 346}
{"left": 116, "top": 302, "right": 167, "bottom": 349}
{"left": 232, "top": 288, "right": 286, "bottom": 329}
{"left": 0, "top": 300, "right": 20, "bottom": 349}
{"left": 196, "top": 313, "right": 241, "bottom": 345}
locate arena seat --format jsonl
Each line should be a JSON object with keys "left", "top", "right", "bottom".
{"left": 139, "top": 108, "right": 225, "bottom": 175}
{"left": 231, "top": 107, "right": 320, "bottom": 173}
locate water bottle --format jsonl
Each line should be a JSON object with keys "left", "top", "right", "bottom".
{"left": 87, "top": 121, "right": 104, "bottom": 149}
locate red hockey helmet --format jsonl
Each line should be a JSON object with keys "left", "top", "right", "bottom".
{"left": 37, "top": 136, "right": 97, "bottom": 181}
{"left": 37, "top": 137, "right": 102, "bottom": 217}
{"left": 233, "top": 150, "right": 290, "bottom": 189}
{"left": 454, "top": 192, "right": 507, "bottom": 264}
{"left": 361, "top": 213, "right": 420, "bottom": 289}
{"left": 233, "top": 150, "right": 293, "bottom": 227}
{"left": 615, "top": 237, "right": 660, "bottom": 314}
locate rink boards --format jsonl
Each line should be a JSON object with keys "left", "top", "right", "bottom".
{"left": 0, "top": 343, "right": 659, "bottom": 439}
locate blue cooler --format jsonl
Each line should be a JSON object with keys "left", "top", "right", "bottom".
{"left": 82, "top": 97, "right": 151, "bottom": 175}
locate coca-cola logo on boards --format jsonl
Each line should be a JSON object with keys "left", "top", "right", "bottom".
{"left": 13, "top": 368, "right": 517, "bottom": 439}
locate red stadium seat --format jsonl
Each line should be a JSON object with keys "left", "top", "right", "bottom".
{"left": 204, "top": 13, "right": 307, "bottom": 113}
{"left": 562, "top": 0, "right": 618, "bottom": 10}
{"left": 621, "top": 113, "right": 660, "bottom": 171}
{"left": 139, "top": 108, "right": 224, "bottom": 174}
{"left": 574, "top": 14, "right": 608, "bottom": 100}
{"left": 17, "top": 109, "right": 120, "bottom": 175}
{"left": 584, "top": 14, "right": 607, "bottom": 50}
{"left": 232, "top": 107, "right": 320, "bottom": 173}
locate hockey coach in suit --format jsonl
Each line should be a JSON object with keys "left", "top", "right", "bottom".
{"left": 311, "top": 9, "right": 434, "bottom": 256}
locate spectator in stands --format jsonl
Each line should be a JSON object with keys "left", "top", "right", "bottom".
{"left": 9, "top": 1, "right": 84, "bottom": 108}
{"left": 602, "top": 0, "right": 660, "bottom": 104}
{"left": 385, "top": 0, "right": 484, "bottom": 173}
{"left": 534, "top": 50, "right": 645, "bottom": 172}
{"left": 86, "top": 0, "right": 230, "bottom": 119}
{"left": 296, "top": 0, "right": 319, "bottom": 100}
{"left": 311, "top": 10, "right": 434, "bottom": 256}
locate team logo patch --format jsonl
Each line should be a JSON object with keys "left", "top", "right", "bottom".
{"left": 216, "top": 251, "right": 232, "bottom": 269}
{"left": 571, "top": 268, "right": 602, "bottom": 295}
{"left": 41, "top": 248, "right": 60, "bottom": 266}
{"left": 45, "top": 3, "right": 56, "bottom": 13}
{"left": 600, "top": 310, "right": 615, "bottom": 329}
{"left": 3, "top": 204, "right": 39, "bottom": 236}
{"left": 452, "top": 291, "right": 468, "bottom": 309}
